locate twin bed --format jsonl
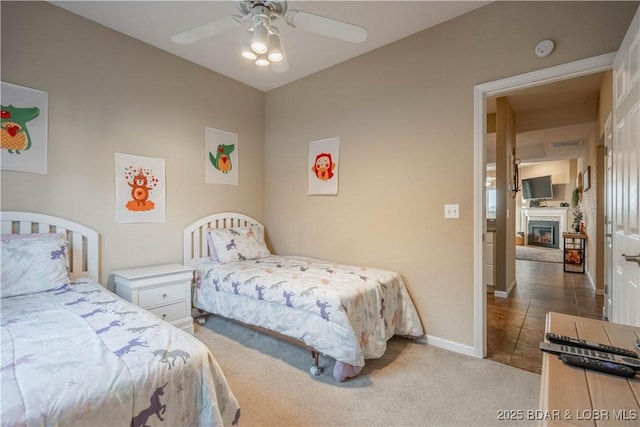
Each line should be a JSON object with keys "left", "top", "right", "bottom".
{"left": 0, "top": 209, "right": 424, "bottom": 425}
{"left": 184, "top": 212, "right": 424, "bottom": 381}
{"left": 1, "top": 212, "right": 239, "bottom": 426}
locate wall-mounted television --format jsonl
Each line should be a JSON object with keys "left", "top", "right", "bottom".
{"left": 521, "top": 175, "right": 553, "bottom": 200}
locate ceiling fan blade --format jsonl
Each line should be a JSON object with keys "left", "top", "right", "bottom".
{"left": 171, "top": 15, "right": 243, "bottom": 44}
{"left": 284, "top": 10, "right": 367, "bottom": 43}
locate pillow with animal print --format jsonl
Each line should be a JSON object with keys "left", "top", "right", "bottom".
{"left": 207, "top": 225, "right": 270, "bottom": 263}
{"left": 1, "top": 233, "right": 70, "bottom": 298}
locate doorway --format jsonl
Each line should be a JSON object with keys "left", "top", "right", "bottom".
{"left": 473, "top": 53, "right": 616, "bottom": 359}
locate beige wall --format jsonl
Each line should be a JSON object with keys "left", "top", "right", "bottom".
{"left": 589, "top": 70, "right": 615, "bottom": 293}
{"left": 520, "top": 161, "right": 573, "bottom": 186}
{"left": 1, "top": 1, "right": 636, "bottom": 351}
{"left": 495, "top": 97, "right": 517, "bottom": 294}
{"left": 575, "top": 69, "right": 614, "bottom": 293}
{"left": 0, "top": 2, "right": 265, "bottom": 288}
{"left": 582, "top": 129, "right": 599, "bottom": 285}
{"left": 598, "top": 71, "right": 614, "bottom": 135}
{"left": 263, "top": 1, "right": 637, "bottom": 347}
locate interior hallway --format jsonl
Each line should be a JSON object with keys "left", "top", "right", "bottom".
{"left": 487, "top": 258, "right": 605, "bottom": 374}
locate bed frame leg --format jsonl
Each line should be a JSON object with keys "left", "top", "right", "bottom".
{"left": 191, "top": 308, "right": 209, "bottom": 325}
{"left": 309, "top": 350, "right": 324, "bottom": 376}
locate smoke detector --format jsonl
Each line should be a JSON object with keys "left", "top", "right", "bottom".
{"left": 535, "top": 40, "right": 555, "bottom": 58}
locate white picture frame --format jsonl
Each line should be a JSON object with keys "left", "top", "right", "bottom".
{"left": 1, "top": 82, "right": 48, "bottom": 174}
{"left": 114, "top": 153, "right": 166, "bottom": 223}
{"left": 308, "top": 137, "right": 339, "bottom": 195}
{"left": 205, "top": 127, "right": 238, "bottom": 185}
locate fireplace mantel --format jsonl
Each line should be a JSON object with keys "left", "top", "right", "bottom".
{"left": 521, "top": 207, "right": 570, "bottom": 236}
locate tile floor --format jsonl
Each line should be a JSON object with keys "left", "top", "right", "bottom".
{"left": 486, "top": 259, "right": 605, "bottom": 374}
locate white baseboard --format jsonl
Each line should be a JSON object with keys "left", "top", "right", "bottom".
{"left": 418, "top": 334, "right": 476, "bottom": 357}
{"left": 585, "top": 271, "right": 605, "bottom": 295}
{"left": 494, "top": 279, "right": 517, "bottom": 298}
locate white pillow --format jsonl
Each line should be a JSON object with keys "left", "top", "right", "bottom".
{"left": 207, "top": 225, "right": 270, "bottom": 263}
{"left": 1, "top": 233, "right": 71, "bottom": 298}
{"left": 205, "top": 229, "right": 221, "bottom": 262}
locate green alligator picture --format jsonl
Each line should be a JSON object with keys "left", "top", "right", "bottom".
{"left": 1, "top": 105, "right": 40, "bottom": 154}
{"left": 209, "top": 143, "right": 235, "bottom": 174}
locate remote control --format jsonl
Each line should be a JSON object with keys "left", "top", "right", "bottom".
{"left": 559, "top": 354, "right": 636, "bottom": 378}
{"left": 546, "top": 332, "right": 639, "bottom": 358}
{"left": 539, "top": 342, "right": 640, "bottom": 370}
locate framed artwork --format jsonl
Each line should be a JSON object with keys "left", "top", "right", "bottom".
{"left": 1, "top": 82, "right": 48, "bottom": 174}
{"left": 308, "top": 137, "right": 339, "bottom": 195}
{"left": 115, "top": 153, "right": 166, "bottom": 223}
{"left": 205, "top": 127, "right": 238, "bottom": 185}
{"left": 583, "top": 166, "right": 591, "bottom": 192}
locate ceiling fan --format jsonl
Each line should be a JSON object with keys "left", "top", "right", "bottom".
{"left": 171, "top": 0, "right": 368, "bottom": 73}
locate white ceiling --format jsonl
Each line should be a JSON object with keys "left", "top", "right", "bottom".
{"left": 49, "top": 1, "right": 491, "bottom": 92}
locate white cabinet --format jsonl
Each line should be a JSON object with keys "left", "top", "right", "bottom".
{"left": 113, "top": 264, "right": 195, "bottom": 334}
{"left": 484, "top": 231, "right": 496, "bottom": 290}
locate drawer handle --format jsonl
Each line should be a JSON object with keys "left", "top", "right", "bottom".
{"left": 162, "top": 293, "right": 168, "bottom": 299}
{"left": 162, "top": 314, "right": 167, "bottom": 319}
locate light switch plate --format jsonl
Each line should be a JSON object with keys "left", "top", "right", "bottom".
{"left": 445, "top": 204, "right": 460, "bottom": 219}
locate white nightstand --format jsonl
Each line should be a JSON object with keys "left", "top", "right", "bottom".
{"left": 113, "top": 264, "right": 195, "bottom": 334}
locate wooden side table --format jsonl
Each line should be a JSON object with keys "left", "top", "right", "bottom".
{"left": 539, "top": 312, "right": 640, "bottom": 426}
{"left": 563, "top": 232, "right": 586, "bottom": 273}
{"left": 113, "top": 263, "right": 195, "bottom": 334}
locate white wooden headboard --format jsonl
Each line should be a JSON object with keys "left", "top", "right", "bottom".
{"left": 1, "top": 211, "right": 100, "bottom": 281}
{"left": 183, "top": 212, "right": 262, "bottom": 264}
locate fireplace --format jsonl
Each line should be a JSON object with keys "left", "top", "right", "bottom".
{"left": 528, "top": 220, "right": 560, "bottom": 248}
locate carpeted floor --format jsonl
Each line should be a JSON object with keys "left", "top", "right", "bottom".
{"left": 195, "top": 315, "right": 541, "bottom": 426}
{"left": 515, "top": 245, "right": 563, "bottom": 263}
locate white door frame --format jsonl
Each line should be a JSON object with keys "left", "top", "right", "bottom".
{"left": 473, "top": 52, "right": 616, "bottom": 358}
{"left": 604, "top": 113, "right": 614, "bottom": 320}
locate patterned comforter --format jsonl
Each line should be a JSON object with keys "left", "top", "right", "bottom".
{"left": 194, "top": 255, "right": 424, "bottom": 379}
{"left": 1, "top": 279, "right": 240, "bottom": 427}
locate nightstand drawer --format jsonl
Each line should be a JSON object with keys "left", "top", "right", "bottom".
{"left": 112, "top": 264, "right": 195, "bottom": 334}
{"left": 148, "top": 301, "right": 188, "bottom": 323}
{"left": 138, "top": 283, "right": 186, "bottom": 307}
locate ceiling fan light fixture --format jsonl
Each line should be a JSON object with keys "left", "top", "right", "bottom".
{"left": 255, "top": 55, "right": 270, "bottom": 67}
{"left": 250, "top": 16, "right": 270, "bottom": 54}
{"left": 267, "top": 33, "right": 284, "bottom": 62}
{"left": 241, "top": 49, "right": 258, "bottom": 61}
{"left": 241, "top": 30, "right": 258, "bottom": 60}
{"left": 173, "top": 0, "right": 369, "bottom": 74}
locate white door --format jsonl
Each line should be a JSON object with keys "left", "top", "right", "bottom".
{"left": 611, "top": 7, "right": 640, "bottom": 326}
{"left": 604, "top": 114, "right": 613, "bottom": 319}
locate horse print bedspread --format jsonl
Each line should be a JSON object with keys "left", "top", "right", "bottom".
{"left": 194, "top": 255, "right": 424, "bottom": 380}
{"left": 0, "top": 279, "right": 240, "bottom": 427}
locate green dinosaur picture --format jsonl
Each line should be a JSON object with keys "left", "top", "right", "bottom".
{"left": 0, "top": 82, "right": 48, "bottom": 174}
{"left": 1, "top": 105, "right": 40, "bottom": 154}
{"left": 209, "top": 143, "right": 235, "bottom": 174}
{"left": 205, "top": 127, "right": 238, "bottom": 186}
